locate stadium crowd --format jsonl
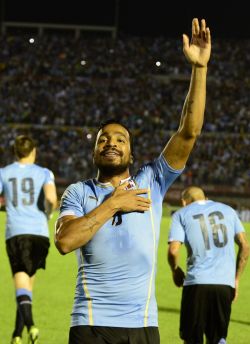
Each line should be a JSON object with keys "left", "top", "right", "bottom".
{"left": 0, "top": 33, "right": 249, "bottom": 189}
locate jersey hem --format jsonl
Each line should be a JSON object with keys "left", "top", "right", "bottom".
{"left": 71, "top": 319, "right": 158, "bottom": 328}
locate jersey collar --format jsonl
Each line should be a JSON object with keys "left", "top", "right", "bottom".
{"left": 94, "top": 176, "right": 131, "bottom": 188}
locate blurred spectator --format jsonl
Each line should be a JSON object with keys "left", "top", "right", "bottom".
{"left": 0, "top": 32, "right": 249, "bottom": 190}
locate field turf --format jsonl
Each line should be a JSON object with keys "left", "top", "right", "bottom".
{"left": 0, "top": 210, "right": 249, "bottom": 343}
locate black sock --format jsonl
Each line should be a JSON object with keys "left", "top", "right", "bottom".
{"left": 16, "top": 294, "right": 34, "bottom": 330}
{"left": 12, "top": 307, "right": 25, "bottom": 337}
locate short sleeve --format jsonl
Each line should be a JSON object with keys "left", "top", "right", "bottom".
{"left": 233, "top": 209, "right": 245, "bottom": 235}
{"left": 168, "top": 211, "right": 185, "bottom": 243}
{"left": 59, "top": 182, "right": 85, "bottom": 218}
{"left": 44, "top": 168, "right": 55, "bottom": 184}
{"left": 138, "top": 154, "right": 184, "bottom": 198}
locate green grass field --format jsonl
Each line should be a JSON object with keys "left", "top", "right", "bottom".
{"left": 0, "top": 210, "right": 249, "bottom": 343}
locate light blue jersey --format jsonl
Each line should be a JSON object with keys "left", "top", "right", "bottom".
{"left": 0, "top": 162, "right": 55, "bottom": 239}
{"left": 168, "top": 200, "right": 245, "bottom": 288}
{"left": 59, "top": 155, "right": 183, "bottom": 328}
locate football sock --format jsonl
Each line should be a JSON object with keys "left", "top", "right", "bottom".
{"left": 12, "top": 307, "right": 25, "bottom": 337}
{"left": 16, "top": 288, "right": 34, "bottom": 330}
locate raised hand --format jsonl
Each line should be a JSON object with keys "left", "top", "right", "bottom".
{"left": 110, "top": 181, "right": 151, "bottom": 213}
{"left": 183, "top": 18, "right": 211, "bottom": 67}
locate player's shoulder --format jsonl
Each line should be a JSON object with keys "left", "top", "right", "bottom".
{"left": 62, "top": 179, "right": 94, "bottom": 198}
{"left": 213, "top": 200, "right": 234, "bottom": 211}
{"left": 0, "top": 162, "right": 17, "bottom": 175}
{"left": 178, "top": 200, "right": 211, "bottom": 216}
{"left": 33, "top": 163, "right": 54, "bottom": 177}
{"left": 204, "top": 200, "right": 239, "bottom": 222}
{"left": 135, "top": 154, "right": 165, "bottom": 178}
{"left": 1, "top": 162, "right": 16, "bottom": 170}
{"left": 138, "top": 155, "right": 166, "bottom": 169}
{"left": 33, "top": 163, "right": 50, "bottom": 172}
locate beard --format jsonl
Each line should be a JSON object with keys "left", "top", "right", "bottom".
{"left": 94, "top": 158, "right": 130, "bottom": 177}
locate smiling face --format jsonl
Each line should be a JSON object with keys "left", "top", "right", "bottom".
{"left": 93, "top": 123, "right": 133, "bottom": 178}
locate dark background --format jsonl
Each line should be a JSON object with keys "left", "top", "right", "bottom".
{"left": 1, "top": 0, "right": 250, "bottom": 38}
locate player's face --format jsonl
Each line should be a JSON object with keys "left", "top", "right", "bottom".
{"left": 93, "top": 123, "right": 133, "bottom": 175}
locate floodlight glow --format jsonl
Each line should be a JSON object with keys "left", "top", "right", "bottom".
{"left": 81, "top": 60, "right": 87, "bottom": 66}
{"left": 29, "top": 38, "right": 35, "bottom": 44}
{"left": 156, "top": 61, "right": 161, "bottom": 67}
{"left": 87, "top": 133, "right": 92, "bottom": 139}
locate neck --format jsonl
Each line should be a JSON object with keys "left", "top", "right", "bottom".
{"left": 97, "top": 170, "right": 130, "bottom": 187}
{"left": 18, "top": 157, "right": 35, "bottom": 164}
{"left": 186, "top": 197, "right": 206, "bottom": 206}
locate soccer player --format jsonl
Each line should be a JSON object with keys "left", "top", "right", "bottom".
{"left": 168, "top": 186, "right": 250, "bottom": 344}
{"left": 55, "top": 18, "right": 211, "bottom": 344}
{"left": 0, "top": 135, "right": 58, "bottom": 344}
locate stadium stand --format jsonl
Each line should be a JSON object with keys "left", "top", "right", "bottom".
{"left": 0, "top": 31, "right": 249, "bottom": 211}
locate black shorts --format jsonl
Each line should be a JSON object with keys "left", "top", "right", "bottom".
{"left": 6, "top": 234, "right": 50, "bottom": 277}
{"left": 69, "top": 326, "right": 160, "bottom": 344}
{"left": 180, "top": 284, "right": 234, "bottom": 344}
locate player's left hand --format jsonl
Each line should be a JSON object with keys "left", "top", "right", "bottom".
{"left": 172, "top": 266, "right": 185, "bottom": 287}
{"left": 183, "top": 18, "right": 211, "bottom": 67}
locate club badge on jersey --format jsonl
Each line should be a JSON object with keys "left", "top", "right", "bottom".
{"left": 112, "top": 179, "right": 137, "bottom": 226}
{"left": 123, "top": 179, "right": 136, "bottom": 190}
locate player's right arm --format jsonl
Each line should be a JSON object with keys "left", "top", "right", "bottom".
{"left": 234, "top": 231, "right": 250, "bottom": 301}
{"left": 55, "top": 182, "right": 150, "bottom": 254}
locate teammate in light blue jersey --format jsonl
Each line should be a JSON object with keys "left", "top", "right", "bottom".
{"left": 1, "top": 160, "right": 54, "bottom": 240}
{"left": 55, "top": 18, "right": 212, "bottom": 344}
{"left": 168, "top": 186, "right": 250, "bottom": 344}
{"left": 0, "top": 135, "right": 58, "bottom": 344}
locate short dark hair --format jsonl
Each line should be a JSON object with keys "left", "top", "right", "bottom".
{"left": 97, "top": 119, "right": 134, "bottom": 156}
{"left": 14, "top": 135, "right": 36, "bottom": 159}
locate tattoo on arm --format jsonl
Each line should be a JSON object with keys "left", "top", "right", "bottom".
{"left": 83, "top": 215, "right": 100, "bottom": 233}
{"left": 178, "top": 98, "right": 194, "bottom": 130}
{"left": 187, "top": 99, "right": 194, "bottom": 114}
